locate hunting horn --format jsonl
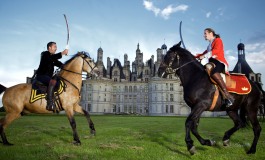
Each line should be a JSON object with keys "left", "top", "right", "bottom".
{"left": 63, "top": 14, "right": 70, "bottom": 55}
{"left": 179, "top": 21, "right": 186, "bottom": 49}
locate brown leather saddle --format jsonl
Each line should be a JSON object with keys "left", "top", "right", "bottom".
{"left": 30, "top": 79, "right": 66, "bottom": 112}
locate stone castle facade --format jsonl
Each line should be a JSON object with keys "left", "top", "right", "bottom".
{"left": 80, "top": 43, "right": 191, "bottom": 116}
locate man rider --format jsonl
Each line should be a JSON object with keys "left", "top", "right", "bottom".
{"left": 36, "top": 42, "right": 68, "bottom": 111}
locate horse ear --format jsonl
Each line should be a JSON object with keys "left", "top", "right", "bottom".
{"left": 177, "top": 41, "right": 182, "bottom": 47}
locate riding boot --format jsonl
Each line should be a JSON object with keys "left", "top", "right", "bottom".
{"left": 211, "top": 73, "right": 234, "bottom": 108}
{"left": 46, "top": 80, "right": 56, "bottom": 111}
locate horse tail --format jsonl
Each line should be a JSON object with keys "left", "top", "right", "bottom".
{"left": 254, "top": 82, "right": 265, "bottom": 121}
{"left": 0, "top": 84, "right": 7, "bottom": 94}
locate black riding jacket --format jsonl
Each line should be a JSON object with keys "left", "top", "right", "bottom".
{"left": 36, "top": 51, "right": 63, "bottom": 77}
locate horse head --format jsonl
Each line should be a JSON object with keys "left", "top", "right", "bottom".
{"left": 78, "top": 51, "right": 100, "bottom": 78}
{"left": 158, "top": 41, "right": 203, "bottom": 79}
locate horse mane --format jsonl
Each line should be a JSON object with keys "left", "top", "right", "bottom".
{"left": 170, "top": 43, "right": 205, "bottom": 71}
{"left": 64, "top": 53, "right": 80, "bottom": 65}
{"left": 64, "top": 51, "right": 90, "bottom": 65}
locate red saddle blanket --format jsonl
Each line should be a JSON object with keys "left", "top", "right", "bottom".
{"left": 226, "top": 73, "right": 251, "bottom": 94}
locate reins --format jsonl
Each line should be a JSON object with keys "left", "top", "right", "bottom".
{"left": 164, "top": 52, "right": 196, "bottom": 75}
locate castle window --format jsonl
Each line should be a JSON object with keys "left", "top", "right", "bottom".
{"left": 170, "top": 83, "right": 174, "bottom": 91}
{"left": 88, "top": 94, "right": 92, "bottom": 101}
{"left": 145, "top": 70, "right": 149, "bottom": 75}
{"left": 87, "top": 104, "right": 91, "bottom": 112}
{"left": 170, "top": 94, "right": 174, "bottom": 101}
{"left": 134, "top": 86, "right": 137, "bottom": 92}
{"left": 170, "top": 105, "right": 174, "bottom": 113}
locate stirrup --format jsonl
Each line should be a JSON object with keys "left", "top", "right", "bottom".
{"left": 46, "top": 101, "right": 55, "bottom": 111}
{"left": 225, "top": 99, "right": 233, "bottom": 108}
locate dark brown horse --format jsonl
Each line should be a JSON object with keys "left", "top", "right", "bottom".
{"left": 0, "top": 52, "right": 99, "bottom": 145}
{"left": 158, "top": 42, "right": 262, "bottom": 155}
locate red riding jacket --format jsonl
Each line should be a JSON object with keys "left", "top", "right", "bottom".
{"left": 195, "top": 37, "right": 229, "bottom": 72}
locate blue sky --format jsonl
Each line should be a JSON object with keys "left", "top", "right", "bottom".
{"left": 0, "top": 0, "right": 265, "bottom": 90}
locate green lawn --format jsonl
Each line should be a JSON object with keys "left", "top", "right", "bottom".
{"left": 0, "top": 114, "right": 264, "bottom": 160}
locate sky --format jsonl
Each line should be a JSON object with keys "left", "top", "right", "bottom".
{"left": 1, "top": 0, "right": 265, "bottom": 104}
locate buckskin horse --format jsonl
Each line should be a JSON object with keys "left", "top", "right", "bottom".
{"left": 0, "top": 52, "right": 99, "bottom": 145}
{"left": 158, "top": 42, "right": 262, "bottom": 155}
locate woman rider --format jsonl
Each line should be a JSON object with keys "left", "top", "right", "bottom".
{"left": 196, "top": 28, "right": 234, "bottom": 108}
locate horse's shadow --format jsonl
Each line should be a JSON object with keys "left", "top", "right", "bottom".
{"left": 36, "top": 126, "right": 73, "bottom": 143}
{"left": 140, "top": 129, "right": 191, "bottom": 158}
{"left": 140, "top": 128, "right": 227, "bottom": 157}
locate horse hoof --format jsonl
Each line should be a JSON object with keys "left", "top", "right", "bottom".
{"left": 247, "top": 149, "right": 256, "bottom": 154}
{"left": 4, "top": 143, "right": 14, "bottom": 146}
{"left": 189, "top": 146, "right": 196, "bottom": 155}
{"left": 210, "top": 140, "right": 216, "bottom": 146}
{"left": 90, "top": 130, "right": 96, "bottom": 136}
{"left": 223, "top": 139, "right": 229, "bottom": 146}
{"left": 72, "top": 141, "right": 81, "bottom": 146}
{"left": 247, "top": 151, "right": 256, "bottom": 154}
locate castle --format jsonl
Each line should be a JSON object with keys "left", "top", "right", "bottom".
{"left": 80, "top": 43, "right": 191, "bottom": 116}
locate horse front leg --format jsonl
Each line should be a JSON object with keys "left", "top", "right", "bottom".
{"left": 185, "top": 106, "right": 213, "bottom": 155}
{"left": 190, "top": 118, "right": 216, "bottom": 146}
{"left": 66, "top": 110, "right": 81, "bottom": 145}
{"left": 73, "top": 104, "right": 96, "bottom": 136}
{"left": 83, "top": 109, "right": 96, "bottom": 136}
{"left": 222, "top": 111, "right": 243, "bottom": 146}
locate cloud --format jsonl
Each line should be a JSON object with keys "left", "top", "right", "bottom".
{"left": 217, "top": 8, "right": 225, "bottom": 16}
{"left": 143, "top": 0, "right": 160, "bottom": 16}
{"left": 245, "top": 42, "right": 265, "bottom": 64}
{"left": 143, "top": 0, "right": 188, "bottom": 20}
{"left": 206, "top": 12, "right": 211, "bottom": 18}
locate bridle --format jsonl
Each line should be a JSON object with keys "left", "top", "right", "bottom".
{"left": 162, "top": 51, "right": 196, "bottom": 76}
{"left": 59, "top": 54, "right": 97, "bottom": 94}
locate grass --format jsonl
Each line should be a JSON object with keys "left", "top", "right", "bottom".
{"left": 0, "top": 113, "right": 265, "bottom": 160}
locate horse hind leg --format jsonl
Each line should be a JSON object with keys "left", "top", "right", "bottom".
{"left": 74, "top": 105, "right": 96, "bottom": 136}
{"left": 246, "top": 111, "right": 261, "bottom": 154}
{"left": 0, "top": 112, "right": 21, "bottom": 145}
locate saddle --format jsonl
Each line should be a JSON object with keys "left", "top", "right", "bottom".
{"left": 205, "top": 63, "right": 252, "bottom": 111}
{"left": 30, "top": 79, "right": 66, "bottom": 112}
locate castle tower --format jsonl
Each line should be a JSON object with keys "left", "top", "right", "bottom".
{"left": 97, "top": 47, "right": 104, "bottom": 77}
{"left": 232, "top": 43, "right": 253, "bottom": 77}
{"left": 107, "top": 57, "right": 111, "bottom": 78}
{"left": 232, "top": 42, "right": 262, "bottom": 84}
{"left": 97, "top": 47, "right": 103, "bottom": 65}
{"left": 161, "top": 43, "right": 167, "bottom": 55}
